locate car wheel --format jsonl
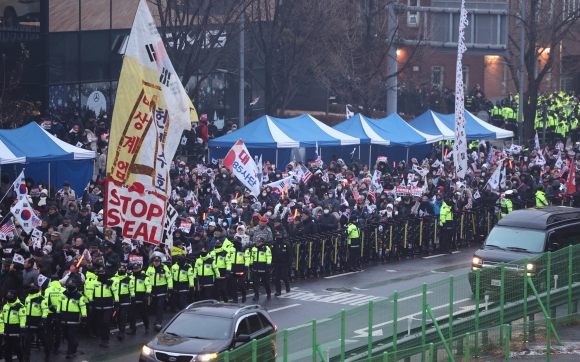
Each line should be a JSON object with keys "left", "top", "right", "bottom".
{"left": 3, "top": 7, "right": 18, "bottom": 28}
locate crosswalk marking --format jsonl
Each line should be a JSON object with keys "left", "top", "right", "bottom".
{"left": 278, "top": 290, "right": 382, "bottom": 305}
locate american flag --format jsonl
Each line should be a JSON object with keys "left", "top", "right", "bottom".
{"left": 300, "top": 164, "right": 313, "bottom": 183}
{"left": 0, "top": 220, "right": 15, "bottom": 236}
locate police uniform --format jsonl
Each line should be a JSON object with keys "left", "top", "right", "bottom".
{"left": 439, "top": 201, "right": 454, "bottom": 253}
{"left": 85, "top": 270, "right": 119, "bottom": 346}
{"left": 112, "top": 266, "right": 133, "bottom": 339}
{"left": 0, "top": 291, "right": 26, "bottom": 362}
{"left": 229, "top": 241, "right": 250, "bottom": 303}
{"left": 24, "top": 288, "right": 51, "bottom": 362}
{"left": 251, "top": 242, "right": 272, "bottom": 300}
{"left": 271, "top": 235, "right": 293, "bottom": 296}
{"left": 347, "top": 220, "right": 361, "bottom": 271}
{"left": 171, "top": 257, "right": 194, "bottom": 311}
{"left": 58, "top": 283, "right": 87, "bottom": 358}
{"left": 127, "top": 264, "right": 151, "bottom": 334}
{"left": 145, "top": 258, "right": 173, "bottom": 330}
{"left": 500, "top": 191, "right": 513, "bottom": 218}
{"left": 536, "top": 189, "right": 549, "bottom": 207}
{"left": 44, "top": 278, "right": 65, "bottom": 353}
{"left": 193, "top": 253, "right": 220, "bottom": 300}
{"left": 211, "top": 243, "right": 232, "bottom": 302}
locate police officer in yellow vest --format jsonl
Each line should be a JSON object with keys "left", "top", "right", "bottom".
{"left": 500, "top": 190, "right": 514, "bottom": 218}
{"left": 212, "top": 238, "right": 232, "bottom": 302}
{"left": 439, "top": 199, "right": 454, "bottom": 254}
{"left": 24, "top": 282, "right": 50, "bottom": 362}
{"left": 251, "top": 237, "right": 272, "bottom": 301}
{"left": 85, "top": 267, "right": 119, "bottom": 347}
{"left": 112, "top": 265, "right": 133, "bottom": 340}
{"left": 536, "top": 184, "right": 549, "bottom": 207}
{"left": 127, "top": 263, "right": 151, "bottom": 335}
{"left": 193, "top": 248, "right": 220, "bottom": 300}
{"left": 1, "top": 290, "right": 26, "bottom": 362}
{"left": 171, "top": 254, "right": 194, "bottom": 311}
{"left": 347, "top": 216, "right": 361, "bottom": 272}
{"left": 58, "top": 281, "right": 87, "bottom": 359}
{"left": 44, "top": 275, "right": 64, "bottom": 354}
{"left": 229, "top": 236, "right": 250, "bottom": 303}
{"left": 146, "top": 256, "right": 172, "bottom": 331}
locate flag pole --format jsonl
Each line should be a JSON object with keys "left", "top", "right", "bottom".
{"left": 0, "top": 168, "right": 25, "bottom": 205}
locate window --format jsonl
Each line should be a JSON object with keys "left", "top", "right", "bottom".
{"left": 549, "top": 225, "right": 580, "bottom": 249}
{"left": 259, "top": 314, "right": 273, "bottom": 329}
{"left": 247, "top": 314, "right": 263, "bottom": 334}
{"left": 235, "top": 317, "right": 250, "bottom": 337}
{"left": 165, "top": 314, "right": 232, "bottom": 340}
{"left": 49, "top": 33, "right": 79, "bottom": 84}
{"left": 502, "top": 64, "right": 508, "bottom": 95}
{"left": 80, "top": 32, "right": 110, "bottom": 82}
{"left": 407, "top": 0, "right": 420, "bottom": 27}
{"left": 431, "top": 66, "right": 443, "bottom": 88}
{"left": 462, "top": 66, "right": 469, "bottom": 91}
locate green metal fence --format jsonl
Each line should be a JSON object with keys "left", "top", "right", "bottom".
{"left": 217, "top": 243, "right": 580, "bottom": 362}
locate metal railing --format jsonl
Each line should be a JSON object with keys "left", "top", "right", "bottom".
{"left": 216, "top": 241, "right": 580, "bottom": 362}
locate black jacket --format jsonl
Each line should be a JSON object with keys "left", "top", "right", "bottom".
{"left": 301, "top": 216, "right": 319, "bottom": 235}
{"left": 271, "top": 240, "right": 293, "bottom": 266}
{"left": 318, "top": 213, "right": 338, "bottom": 232}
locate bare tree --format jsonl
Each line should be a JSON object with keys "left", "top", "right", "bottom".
{"left": 505, "top": 0, "right": 580, "bottom": 141}
{"left": 148, "top": 0, "right": 248, "bottom": 103}
{"left": 0, "top": 43, "right": 40, "bottom": 128}
{"left": 314, "top": 0, "right": 430, "bottom": 117}
{"left": 245, "top": 0, "right": 341, "bottom": 116}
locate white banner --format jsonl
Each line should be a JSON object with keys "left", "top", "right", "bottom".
{"left": 223, "top": 139, "right": 261, "bottom": 196}
{"left": 162, "top": 203, "right": 179, "bottom": 249}
{"left": 370, "top": 170, "right": 383, "bottom": 193}
{"left": 453, "top": 0, "right": 469, "bottom": 179}
{"left": 487, "top": 162, "right": 503, "bottom": 190}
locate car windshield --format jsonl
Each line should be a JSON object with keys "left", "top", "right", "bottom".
{"left": 485, "top": 226, "right": 545, "bottom": 253}
{"left": 165, "top": 314, "right": 231, "bottom": 340}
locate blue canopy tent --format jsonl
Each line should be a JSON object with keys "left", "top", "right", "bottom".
{"left": 0, "top": 123, "right": 96, "bottom": 195}
{"left": 410, "top": 110, "right": 514, "bottom": 140}
{"left": 209, "top": 114, "right": 360, "bottom": 167}
{"left": 330, "top": 113, "right": 442, "bottom": 166}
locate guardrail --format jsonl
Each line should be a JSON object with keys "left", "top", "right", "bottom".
{"left": 216, "top": 240, "right": 580, "bottom": 362}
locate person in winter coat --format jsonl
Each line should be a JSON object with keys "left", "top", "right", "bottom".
{"left": 21, "top": 258, "right": 38, "bottom": 298}
{"left": 248, "top": 217, "right": 273, "bottom": 244}
{"left": 0, "top": 259, "right": 23, "bottom": 300}
{"left": 288, "top": 218, "right": 305, "bottom": 238}
{"left": 300, "top": 210, "right": 319, "bottom": 235}
{"left": 318, "top": 205, "right": 338, "bottom": 232}
{"left": 235, "top": 225, "right": 251, "bottom": 249}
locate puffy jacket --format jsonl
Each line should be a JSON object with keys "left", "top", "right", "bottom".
{"left": 318, "top": 213, "right": 338, "bottom": 232}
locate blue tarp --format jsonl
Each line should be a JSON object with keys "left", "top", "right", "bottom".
{"left": 409, "top": 110, "right": 514, "bottom": 140}
{"left": 0, "top": 123, "right": 96, "bottom": 195}
{"left": 333, "top": 114, "right": 390, "bottom": 145}
{"left": 366, "top": 114, "right": 443, "bottom": 146}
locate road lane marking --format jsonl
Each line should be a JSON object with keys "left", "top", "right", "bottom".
{"left": 423, "top": 251, "right": 461, "bottom": 259}
{"left": 279, "top": 291, "right": 382, "bottom": 305}
{"left": 324, "top": 271, "right": 364, "bottom": 279}
{"left": 352, "top": 298, "right": 472, "bottom": 338}
{"left": 393, "top": 291, "right": 433, "bottom": 302}
{"left": 268, "top": 304, "right": 301, "bottom": 313}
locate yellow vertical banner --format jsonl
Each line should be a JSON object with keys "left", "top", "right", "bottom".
{"left": 105, "top": 0, "right": 198, "bottom": 245}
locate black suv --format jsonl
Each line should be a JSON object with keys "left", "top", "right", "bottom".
{"left": 139, "top": 301, "right": 277, "bottom": 362}
{"left": 469, "top": 206, "right": 580, "bottom": 295}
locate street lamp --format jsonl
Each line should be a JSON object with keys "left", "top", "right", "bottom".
{"left": 217, "top": 69, "right": 244, "bottom": 129}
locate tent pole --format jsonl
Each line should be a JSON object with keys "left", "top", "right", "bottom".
{"left": 358, "top": 146, "right": 360, "bottom": 160}
{"left": 207, "top": 148, "right": 210, "bottom": 165}
{"left": 369, "top": 145, "right": 372, "bottom": 166}
{"left": 406, "top": 147, "right": 409, "bottom": 163}
{"left": 276, "top": 149, "right": 278, "bottom": 167}
{"left": 48, "top": 162, "right": 51, "bottom": 198}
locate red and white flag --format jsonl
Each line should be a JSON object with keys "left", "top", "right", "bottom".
{"left": 223, "top": 139, "right": 260, "bottom": 196}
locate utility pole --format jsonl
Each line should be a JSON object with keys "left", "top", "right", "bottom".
{"left": 518, "top": 0, "right": 525, "bottom": 144}
{"left": 239, "top": 4, "right": 245, "bottom": 129}
{"left": 386, "top": 2, "right": 399, "bottom": 116}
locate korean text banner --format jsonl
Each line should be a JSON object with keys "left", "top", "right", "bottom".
{"left": 223, "top": 139, "right": 261, "bottom": 196}
{"left": 105, "top": 0, "right": 198, "bottom": 245}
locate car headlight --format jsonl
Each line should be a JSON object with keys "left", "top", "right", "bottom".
{"left": 527, "top": 263, "right": 535, "bottom": 271}
{"left": 198, "top": 353, "right": 218, "bottom": 361}
{"left": 472, "top": 257, "right": 482, "bottom": 265}
{"left": 142, "top": 345, "right": 154, "bottom": 357}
